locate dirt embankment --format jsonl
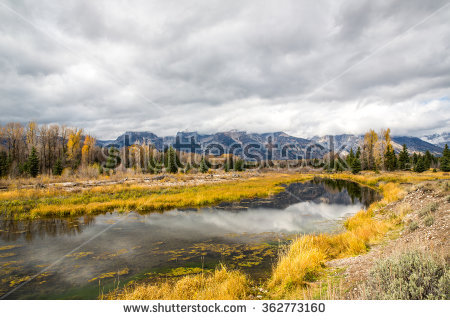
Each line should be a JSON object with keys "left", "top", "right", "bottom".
{"left": 327, "top": 180, "right": 449, "bottom": 299}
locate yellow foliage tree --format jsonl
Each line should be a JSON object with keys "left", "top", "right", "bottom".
{"left": 67, "top": 129, "right": 83, "bottom": 166}
{"left": 363, "top": 129, "right": 378, "bottom": 170}
{"left": 26, "top": 121, "right": 38, "bottom": 150}
{"left": 81, "top": 135, "right": 96, "bottom": 166}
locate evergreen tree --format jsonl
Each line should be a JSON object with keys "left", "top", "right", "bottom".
{"left": 351, "top": 157, "right": 361, "bottom": 174}
{"left": 224, "top": 155, "right": 234, "bottom": 171}
{"left": 19, "top": 161, "right": 29, "bottom": 175}
{"left": 384, "top": 148, "right": 396, "bottom": 171}
{"left": 329, "top": 156, "right": 335, "bottom": 172}
{"left": 27, "top": 146, "right": 39, "bottom": 177}
{"left": 334, "top": 156, "right": 345, "bottom": 172}
{"left": 184, "top": 162, "right": 191, "bottom": 174}
{"left": 414, "top": 157, "right": 426, "bottom": 173}
{"left": 166, "top": 146, "right": 179, "bottom": 174}
{"left": 347, "top": 148, "right": 355, "bottom": 169}
{"left": 313, "top": 158, "right": 319, "bottom": 167}
{"left": 147, "top": 153, "right": 156, "bottom": 174}
{"left": 199, "top": 157, "right": 209, "bottom": 173}
{"left": 355, "top": 146, "right": 361, "bottom": 159}
{"left": 440, "top": 144, "right": 450, "bottom": 172}
{"left": 105, "top": 147, "right": 119, "bottom": 171}
{"left": 53, "top": 158, "right": 63, "bottom": 176}
{"left": 234, "top": 158, "right": 245, "bottom": 171}
{"left": 398, "top": 144, "right": 409, "bottom": 170}
{"left": 412, "top": 153, "right": 419, "bottom": 166}
{"left": 147, "top": 152, "right": 163, "bottom": 174}
{"left": 0, "top": 151, "right": 8, "bottom": 177}
{"left": 424, "top": 150, "right": 432, "bottom": 170}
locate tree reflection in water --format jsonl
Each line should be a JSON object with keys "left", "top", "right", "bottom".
{"left": 0, "top": 216, "right": 95, "bottom": 242}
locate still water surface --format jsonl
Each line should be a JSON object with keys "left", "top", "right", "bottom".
{"left": 0, "top": 178, "right": 380, "bottom": 299}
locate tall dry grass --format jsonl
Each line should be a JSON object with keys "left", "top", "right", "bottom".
{"left": 267, "top": 181, "right": 405, "bottom": 298}
{"left": 98, "top": 172, "right": 446, "bottom": 300}
{"left": 105, "top": 266, "right": 250, "bottom": 300}
{"left": 1, "top": 173, "right": 314, "bottom": 219}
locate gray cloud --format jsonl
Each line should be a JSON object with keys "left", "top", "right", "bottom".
{"left": 0, "top": 0, "right": 449, "bottom": 139}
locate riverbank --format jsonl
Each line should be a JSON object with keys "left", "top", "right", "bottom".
{"left": 101, "top": 171, "right": 448, "bottom": 300}
{"left": 0, "top": 172, "right": 312, "bottom": 219}
{"left": 326, "top": 179, "right": 449, "bottom": 299}
{"left": 1, "top": 170, "right": 447, "bottom": 220}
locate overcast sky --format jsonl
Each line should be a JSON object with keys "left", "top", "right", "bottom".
{"left": 0, "top": 0, "right": 449, "bottom": 139}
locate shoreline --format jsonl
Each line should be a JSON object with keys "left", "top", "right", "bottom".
{"left": 1, "top": 170, "right": 446, "bottom": 220}
{"left": 1, "top": 171, "right": 448, "bottom": 300}
{"left": 102, "top": 171, "right": 448, "bottom": 300}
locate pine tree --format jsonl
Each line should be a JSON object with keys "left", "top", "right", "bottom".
{"left": 414, "top": 156, "right": 426, "bottom": 173}
{"left": 28, "top": 146, "right": 39, "bottom": 177}
{"left": 398, "top": 144, "right": 409, "bottom": 170}
{"left": 351, "top": 157, "right": 361, "bottom": 174}
{"left": 440, "top": 144, "right": 450, "bottom": 172}
{"left": 166, "top": 146, "right": 179, "bottom": 174}
{"left": 105, "top": 147, "right": 119, "bottom": 171}
{"left": 384, "top": 147, "right": 397, "bottom": 171}
{"left": 147, "top": 153, "right": 156, "bottom": 174}
{"left": 224, "top": 155, "right": 234, "bottom": 171}
{"left": 347, "top": 148, "right": 355, "bottom": 169}
{"left": 199, "top": 157, "right": 209, "bottom": 173}
{"left": 235, "top": 158, "right": 245, "bottom": 171}
{"left": 147, "top": 152, "right": 163, "bottom": 174}
{"left": 412, "top": 153, "right": 419, "bottom": 166}
{"left": 334, "top": 156, "right": 345, "bottom": 172}
{"left": 424, "top": 150, "right": 432, "bottom": 170}
{"left": 184, "top": 162, "right": 191, "bottom": 174}
{"left": 355, "top": 146, "right": 361, "bottom": 159}
{"left": 53, "top": 158, "right": 63, "bottom": 176}
{"left": 0, "top": 151, "right": 7, "bottom": 177}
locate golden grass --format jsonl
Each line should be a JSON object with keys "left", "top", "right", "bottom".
{"left": 330, "top": 170, "right": 448, "bottom": 185}
{"left": 267, "top": 181, "right": 405, "bottom": 299}
{"left": 1, "top": 170, "right": 448, "bottom": 299}
{"left": 106, "top": 265, "right": 250, "bottom": 300}
{"left": 2, "top": 170, "right": 447, "bottom": 219}
{"left": 94, "top": 171, "right": 448, "bottom": 300}
{"left": 1, "top": 173, "right": 314, "bottom": 219}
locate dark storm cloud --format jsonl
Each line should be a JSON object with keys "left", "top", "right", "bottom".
{"left": 0, "top": 0, "right": 449, "bottom": 139}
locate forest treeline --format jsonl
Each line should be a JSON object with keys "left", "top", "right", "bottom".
{"left": 0, "top": 121, "right": 244, "bottom": 177}
{"left": 333, "top": 128, "right": 450, "bottom": 174}
{"left": 0, "top": 122, "right": 449, "bottom": 178}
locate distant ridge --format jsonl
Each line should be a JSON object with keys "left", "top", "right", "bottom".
{"left": 97, "top": 131, "right": 444, "bottom": 160}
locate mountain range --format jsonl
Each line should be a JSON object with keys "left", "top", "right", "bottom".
{"left": 421, "top": 132, "right": 450, "bottom": 148}
{"left": 97, "top": 131, "right": 447, "bottom": 160}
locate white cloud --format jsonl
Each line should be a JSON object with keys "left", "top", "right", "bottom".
{"left": 0, "top": 0, "right": 449, "bottom": 139}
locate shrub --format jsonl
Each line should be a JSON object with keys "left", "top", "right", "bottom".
{"left": 424, "top": 215, "right": 434, "bottom": 227}
{"left": 429, "top": 202, "right": 438, "bottom": 212}
{"left": 362, "top": 251, "right": 449, "bottom": 300}
{"left": 409, "top": 221, "right": 419, "bottom": 232}
{"left": 419, "top": 203, "right": 438, "bottom": 217}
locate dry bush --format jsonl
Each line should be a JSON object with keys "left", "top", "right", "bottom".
{"left": 76, "top": 164, "right": 100, "bottom": 179}
{"left": 360, "top": 250, "right": 449, "bottom": 300}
